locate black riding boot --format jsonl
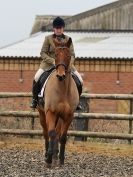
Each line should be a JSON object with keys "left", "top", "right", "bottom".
{"left": 77, "top": 83, "right": 82, "bottom": 97}
{"left": 72, "top": 74, "right": 83, "bottom": 110}
{"left": 76, "top": 83, "right": 83, "bottom": 110}
{"left": 30, "top": 80, "right": 39, "bottom": 109}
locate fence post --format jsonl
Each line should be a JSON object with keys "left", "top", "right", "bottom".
{"left": 75, "top": 96, "right": 89, "bottom": 141}
{"left": 31, "top": 116, "right": 35, "bottom": 130}
{"left": 128, "top": 99, "right": 133, "bottom": 144}
{"left": 30, "top": 116, "right": 35, "bottom": 138}
{"left": 16, "top": 117, "right": 20, "bottom": 129}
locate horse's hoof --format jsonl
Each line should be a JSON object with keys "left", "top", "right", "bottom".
{"left": 45, "top": 158, "right": 52, "bottom": 164}
{"left": 46, "top": 163, "right": 52, "bottom": 168}
{"left": 45, "top": 152, "right": 48, "bottom": 159}
{"left": 59, "top": 160, "right": 64, "bottom": 166}
{"left": 53, "top": 154, "right": 58, "bottom": 160}
{"left": 52, "top": 157, "right": 58, "bottom": 167}
{"left": 45, "top": 153, "right": 53, "bottom": 164}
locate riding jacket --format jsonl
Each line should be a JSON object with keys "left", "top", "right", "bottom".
{"left": 40, "top": 33, "right": 76, "bottom": 72}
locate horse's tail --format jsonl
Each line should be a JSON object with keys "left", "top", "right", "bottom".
{"left": 57, "top": 102, "right": 71, "bottom": 117}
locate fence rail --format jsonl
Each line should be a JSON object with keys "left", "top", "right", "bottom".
{"left": 0, "top": 92, "right": 31, "bottom": 98}
{"left": 1, "top": 129, "right": 133, "bottom": 140}
{"left": 0, "top": 111, "right": 133, "bottom": 121}
{"left": 1, "top": 92, "right": 133, "bottom": 100}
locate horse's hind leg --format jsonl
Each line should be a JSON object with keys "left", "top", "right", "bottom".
{"left": 59, "top": 115, "right": 73, "bottom": 165}
{"left": 37, "top": 108, "right": 49, "bottom": 158}
{"left": 45, "top": 110, "right": 57, "bottom": 165}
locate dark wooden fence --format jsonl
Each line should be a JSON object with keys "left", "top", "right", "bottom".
{"left": 0, "top": 92, "right": 133, "bottom": 143}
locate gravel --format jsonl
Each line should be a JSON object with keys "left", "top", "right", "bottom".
{"left": 0, "top": 147, "right": 133, "bottom": 177}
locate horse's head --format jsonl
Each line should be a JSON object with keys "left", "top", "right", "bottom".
{"left": 54, "top": 38, "right": 72, "bottom": 81}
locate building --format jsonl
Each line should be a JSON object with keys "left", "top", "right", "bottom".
{"left": 0, "top": 0, "right": 133, "bottom": 94}
{"left": 31, "top": 0, "right": 133, "bottom": 33}
{"left": 0, "top": 31, "right": 133, "bottom": 95}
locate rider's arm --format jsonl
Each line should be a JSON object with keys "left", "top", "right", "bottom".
{"left": 40, "top": 36, "right": 55, "bottom": 65}
{"left": 70, "top": 40, "right": 75, "bottom": 66}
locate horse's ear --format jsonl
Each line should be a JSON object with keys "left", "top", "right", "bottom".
{"left": 66, "top": 38, "right": 72, "bottom": 48}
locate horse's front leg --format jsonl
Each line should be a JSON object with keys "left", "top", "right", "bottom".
{"left": 59, "top": 114, "right": 73, "bottom": 165}
{"left": 45, "top": 110, "right": 57, "bottom": 165}
{"left": 59, "top": 133, "right": 67, "bottom": 165}
{"left": 53, "top": 118, "right": 62, "bottom": 160}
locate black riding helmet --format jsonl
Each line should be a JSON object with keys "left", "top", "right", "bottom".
{"left": 53, "top": 17, "right": 65, "bottom": 28}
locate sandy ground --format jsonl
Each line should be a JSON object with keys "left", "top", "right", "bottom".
{"left": 1, "top": 137, "right": 133, "bottom": 177}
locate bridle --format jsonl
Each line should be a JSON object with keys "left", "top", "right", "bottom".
{"left": 55, "top": 46, "right": 70, "bottom": 72}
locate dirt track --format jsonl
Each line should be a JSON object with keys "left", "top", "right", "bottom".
{"left": 0, "top": 138, "right": 133, "bottom": 177}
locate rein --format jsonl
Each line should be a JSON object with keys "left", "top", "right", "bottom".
{"left": 55, "top": 46, "right": 68, "bottom": 49}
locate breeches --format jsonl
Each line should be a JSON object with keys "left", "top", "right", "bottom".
{"left": 34, "top": 69, "right": 44, "bottom": 82}
{"left": 74, "top": 70, "right": 83, "bottom": 85}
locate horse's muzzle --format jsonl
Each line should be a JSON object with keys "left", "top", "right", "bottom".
{"left": 56, "top": 74, "right": 66, "bottom": 81}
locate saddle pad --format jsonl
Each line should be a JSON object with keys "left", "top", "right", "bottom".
{"left": 38, "top": 71, "right": 54, "bottom": 98}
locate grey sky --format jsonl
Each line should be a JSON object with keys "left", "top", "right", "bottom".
{"left": 0, "top": 0, "right": 117, "bottom": 47}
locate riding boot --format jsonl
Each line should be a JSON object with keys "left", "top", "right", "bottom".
{"left": 72, "top": 73, "right": 83, "bottom": 110}
{"left": 30, "top": 80, "right": 39, "bottom": 109}
{"left": 77, "top": 82, "right": 82, "bottom": 97}
{"left": 76, "top": 83, "right": 83, "bottom": 110}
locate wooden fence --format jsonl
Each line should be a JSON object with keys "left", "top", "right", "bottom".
{"left": 0, "top": 92, "right": 133, "bottom": 143}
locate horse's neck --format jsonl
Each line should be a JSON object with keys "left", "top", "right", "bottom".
{"left": 65, "top": 73, "right": 71, "bottom": 94}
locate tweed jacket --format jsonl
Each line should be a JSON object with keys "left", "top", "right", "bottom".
{"left": 40, "top": 34, "right": 76, "bottom": 71}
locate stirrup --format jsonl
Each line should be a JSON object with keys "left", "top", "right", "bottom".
{"left": 30, "top": 99, "right": 37, "bottom": 109}
{"left": 38, "top": 97, "right": 44, "bottom": 107}
{"left": 76, "top": 103, "right": 83, "bottom": 110}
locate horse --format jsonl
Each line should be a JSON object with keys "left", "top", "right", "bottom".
{"left": 37, "top": 37, "right": 79, "bottom": 166}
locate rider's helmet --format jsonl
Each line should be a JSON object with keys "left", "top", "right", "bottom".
{"left": 53, "top": 17, "right": 65, "bottom": 28}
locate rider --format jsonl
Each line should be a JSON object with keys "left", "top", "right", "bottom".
{"left": 30, "top": 17, "right": 83, "bottom": 109}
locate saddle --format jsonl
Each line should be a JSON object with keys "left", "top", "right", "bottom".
{"left": 38, "top": 66, "right": 55, "bottom": 94}
{"left": 71, "top": 72, "right": 82, "bottom": 96}
{"left": 37, "top": 68, "right": 82, "bottom": 107}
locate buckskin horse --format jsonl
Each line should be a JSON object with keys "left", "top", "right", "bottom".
{"left": 37, "top": 37, "right": 79, "bottom": 166}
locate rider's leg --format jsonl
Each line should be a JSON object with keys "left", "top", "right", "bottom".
{"left": 73, "top": 70, "right": 83, "bottom": 95}
{"left": 30, "top": 68, "right": 44, "bottom": 109}
{"left": 73, "top": 70, "right": 83, "bottom": 110}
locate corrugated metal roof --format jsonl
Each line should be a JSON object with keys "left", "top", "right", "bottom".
{"left": 0, "top": 31, "right": 133, "bottom": 59}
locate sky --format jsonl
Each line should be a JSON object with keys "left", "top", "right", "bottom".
{"left": 0, "top": 0, "right": 117, "bottom": 47}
